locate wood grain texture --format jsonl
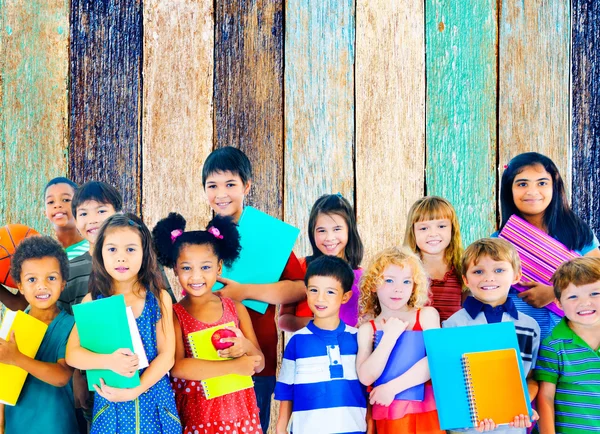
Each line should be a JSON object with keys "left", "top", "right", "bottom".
{"left": 284, "top": 0, "right": 355, "bottom": 256}
{"left": 355, "top": 0, "right": 425, "bottom": 262}
{"left": 214, "top": 0, "right": 284, "bottom": 220}
{"left": 499, "top": 0, "right": 570, "bottom": 192}
{"left": 425, "top": 0, "right": 498, "bottom": 244}
{"left": 69, "top": 0, "right": 143, "bottom": 213}
{"left": 572, "top": 0, "right": 600, "bottom": 237}
{"left": 0, "top": 0, "right": 69, "bottom": 233}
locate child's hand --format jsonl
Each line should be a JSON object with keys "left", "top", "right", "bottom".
{"left": 381, "top": 317, "right": 408, "bottom": 342}
{"left": 0, "top": 331, "right": 21, "bottom": 365}
{"left": 108, "top": 348, "right": 139, "bottom": 377}
{"left": 508, "top": 414, "right": 533, "bottom": 429}
{"left": 93, "top": 378, "right": 140, "bottom": 403}
{"left": 73, "top": 370, "right": 90, "bottom": 409}
{"left": 217, "top": 326, "right": 250, "bottom": 358}
{"left": 475, "top": 419, "right": 496, "bottom": 432}
{"left": 233, "top": 355, "right": 262, "bottom": 376}
{"left": 214, "top": 276, "right": 246, "bottom": 302}
{"left": 369, "top": 382, "right": 396, "bottom": 407}
{"left": 518, "top": 281, "right": 555, "bottom": 308}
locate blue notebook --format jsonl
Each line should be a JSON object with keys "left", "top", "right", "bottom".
{"left": 373, "top": 330, "right": 425, "bottom": 401}
{"left": 213, "top": 206, "right": 300, "bottom": 314}
{"left": 423, "top": 322, "right": 532, "bottom": 431}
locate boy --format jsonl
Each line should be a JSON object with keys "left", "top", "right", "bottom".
{"left": 274, "top": 256, "right": 367, "bottom": 434}
{"left": 444, "top": 238, "right": 540, "bottom": 433}
{"left": 0, "top": 236, "right": 78, "bottom": 434}
{"left": 202, "top": 146, "right": 305, "bottom": 430}
{"left": 535, "top": 257, "right": 600, "bottom": 434}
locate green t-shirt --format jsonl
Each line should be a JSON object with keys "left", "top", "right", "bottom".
{"left": 64, "top": 239, "right": 90, "bottom": 261}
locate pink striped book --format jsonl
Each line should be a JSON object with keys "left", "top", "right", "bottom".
{"left": 498, "top": 215, "right": 580, "bottom": 317}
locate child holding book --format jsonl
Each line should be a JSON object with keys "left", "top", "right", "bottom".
{"left": 65, "top": 214, "right": 181, "bottom": 433}
{"left": 275, "top": 255, "right": 367, "bottom": 434}
{"left": 444, "top": 238, "right": 540, "bottom": 433}
{"left": 535, "top": 257, "right": 600, "bottom": 434}
{"left": 0, "top": 236, "right": 78, "bottom": 434}
{"left": 279, "top": 193, "right": 364, "bottom": 331}
{"left": 356, "top": 246, "right": 443, "bottom": 434}
{"left": 153, "top": 212, "right": 264, "bottom": 434}
{"left": 404, "top": 196, "right": 465, "bottom": 321}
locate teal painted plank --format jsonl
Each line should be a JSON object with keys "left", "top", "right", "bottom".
{"left": 425, "top": 0, "right": 498, "bottom": 244}
{"left": 284, "top": 0, "right": 355, "bottom": 255}
{"left": 0, "top": 0, "right": 69, "bottom": 233}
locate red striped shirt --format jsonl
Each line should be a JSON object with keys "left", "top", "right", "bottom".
{"left": 428, "top": 267, "right": 463, "bottom": 322}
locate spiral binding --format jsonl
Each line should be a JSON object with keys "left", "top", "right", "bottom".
{"left": 462, "top": 355, "right": 479, "bottom": 426}
{"left": 187, "top": 335, "right": 213, "bottom": 398}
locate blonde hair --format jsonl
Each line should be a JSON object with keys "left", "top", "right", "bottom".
{"left": 404, "top": 196, "right": 463, "bottom": 277}
{"left": 359, "top": 246, "right": 430, "bottom": 318}
{"left": 552, "top": 257, "right": 600, "bottom": 299}
{"left": 461, "top": 238, "right": 521, "bottom": 276}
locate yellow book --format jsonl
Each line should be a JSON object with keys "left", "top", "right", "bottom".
{"left": 0, "top": 310, "right": 48, "bottom": 405}
{"left": 187, "top": 321, "right": 254, "bottom": 400}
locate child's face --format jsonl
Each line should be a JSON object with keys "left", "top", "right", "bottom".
{"left": 306, "top": 275, "right": 351, "bottom": 320}
{"left": 45, "top": 183, "right": 77, "bottom": 229}
{"left": 463, "top": 256, "right": 520, "bottom": 308}
{"left": 511, "top": 164, "right": 553, "bottom": 220}
{"left": 413, "top": 218, "right": 452, "bottom": 256}
{"left": 75, "top": 200, "right": 117, "bottom": 244}
{"left": 101, "top": 227, "right": 143, "bottom": 285}
{"left": 18, "top": 257, "right": 65, "bottom": 310}
{"left": 559, "top": 280, "right": 600, "bottom": 327}
{"left": 376, "top": 264, "right": 414, "bottom": 312}
{"left": 204, "top": 171, "right": 250, "bottom": 222}
{"left": 174, "top": 244, "right": 222, "bottom": 297}
{"left": 313, "top": 213, "right": 348, "bottom": 259}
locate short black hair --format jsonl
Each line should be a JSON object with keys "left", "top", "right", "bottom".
{"left": 202, "top": 146, "right": 253, "bottom": 187}
{"left": 72, "top": 181, "right": 123, "bottom": 217}
{"left": 44, "top": 177, "right": 78, "bottom": 195}
{"left": 10, "top": 236, "right": 70, "bottom": 284}
{"left": 304, "top": 256, "right": 354, "bottom": 293}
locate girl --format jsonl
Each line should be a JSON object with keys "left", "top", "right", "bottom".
{"left": 153, "top": 213, "right": 264, "bottom": 434}
{"left": 65, "top": 214, "right": 180, "bottom": 434}
{"left": 356, "top": 247, "right": 443, "bottom": 434}
{"left": 279, "top": 193, "right": 364, "bottom": 331}
{"left": 404, "top": 196, "right": 465, "bottom": 321}
{"left": 499, "top": 152, "right": 600, "bottom": 338}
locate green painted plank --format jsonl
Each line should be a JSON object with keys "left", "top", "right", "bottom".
{"left": 0, "top": 0, "right": 69, "bottom": 233}
{"left": 425, "top": 0, "right": 498, "bottom": 244}
{"left": 284, "top": 0, "right": 355, "bottom": 255}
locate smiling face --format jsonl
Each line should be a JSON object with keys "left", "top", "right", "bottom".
{"left": 375, "top": 264, "right": 416, "bottom": 312}
{"left": 75, "top": 200, "right": 117, "bottom": 245}
{"left": 101, "top": 227, "right": 143, "bottom": 285}
{"left": 45, "top": 183, "right": 77, "bottom": 229}
{"left": 175, "top": 244, "right": 222, "bottom": 297}
{"left": 18, "top": 257, "right": 65, "bottom": 310}
{"left": 306, "top": 275, "right": 351, "bottom": 320}
{"left": 413, "top": 218, "right": 452, "bottom": 256}
{"left": 463, "top": 256, "right": 521, "bottom": 307}
{"left": 511, "top": 164, "right": 553, "bottom": 221}
{"left": 313, "top": 213, "right": 349, "bottom": 259}
{"left": 204, "top": 171, "right": 251, "bottom": 222}
{"left": 559, "top": 280, "right": 600, "bottom": 327}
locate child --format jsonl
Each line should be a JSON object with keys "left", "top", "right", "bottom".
{"left": 275, "top": 256, "right": 367, "bottom": 434}
{"left": 153, "top": 212, "right": 264, "bottom": 434}
{"left": 498, "top": 152, "right": 600, "bottom": 339}
{"left": 356, "top": 246, "right": 443, "bottom": 434}
{"left": 279, "top": 193, "right": 364, "bottom": 331}
{"left": 444, "top": 238, "right": 540, "bottom": 433}
{"left": 65, "top": 214, "right": 181, "bottom": 434}
{"left": 0, "top": 236, "right": 78, "bottom": 434}
{"left": 404, "top": 196, "right": 465, "bottom": 321}
{"left": 202, "top": 146, "right": 305, "bottom": 431}
{"left": 535, "top": 257, "right": 600, "bottom": 433}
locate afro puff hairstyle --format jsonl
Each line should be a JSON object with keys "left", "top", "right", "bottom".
{"left": 10, "top": 236, "right": 70, "bottom": 284}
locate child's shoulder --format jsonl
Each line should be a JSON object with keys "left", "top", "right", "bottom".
{"left": 510, "top": 310, "right": 541, "bottom": 338}
{"left": 442, "top": 308, "right": 472, "bottom": 328}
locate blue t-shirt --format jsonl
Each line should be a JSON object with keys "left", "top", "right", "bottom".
{"left": 5, "top": 310, "right": 78, "bottom": 434}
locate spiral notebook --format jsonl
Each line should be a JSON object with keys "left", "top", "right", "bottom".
{"left": 187, "top": 321, "right": 254, "bottom": 399}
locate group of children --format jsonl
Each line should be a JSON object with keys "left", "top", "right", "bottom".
{"left": 0, "top": 149, "right": 598, "bottom": 434}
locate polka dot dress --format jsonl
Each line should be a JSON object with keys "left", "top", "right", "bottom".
{"left": 91, "top": 292, "right": 182, "bottom": 434}
{"left": 172, "top": 298, "right": 262, "bottom": 434}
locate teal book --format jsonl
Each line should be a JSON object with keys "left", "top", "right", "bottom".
{"left": 213, "top": 206, "right": 300, "bottom": 314}
{"left": 72, "top": 294, "right": 141, "bottom": 391}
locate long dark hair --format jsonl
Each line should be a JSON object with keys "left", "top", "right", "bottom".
{"left": 306, "top": 194, "right": 363, "bottom": 269}
{"left": 89, "top": 213, "right": 166, "bottom": 310}
{"left": 500, "top": 152, "right": 594, "bottom": 251}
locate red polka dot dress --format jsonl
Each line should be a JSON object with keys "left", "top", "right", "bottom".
{"left": 172, "top": 297, "right": 263, "bottom": 434}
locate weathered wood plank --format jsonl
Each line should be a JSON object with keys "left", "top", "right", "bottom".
{"left": 284, "top": 0, "right": 355, "bottom": 256}
{"left": 572, "top": 0, "right": 600, "bottom": 236}
{"left": 425, "top": 0, "right": 498, "bottom": 244}
{"left": 355, "top": 0, "right": 425, "bottom": 261}
{"left": 499, "top": 0, "right": 570, "bottom": 193}
{"left": 69, "top": 0, "right": 143, "bottom": 213}
{"left": 0, "top": 0, "right": 69, "bottom": 233}
{"left": 214, "top": 0, "right": 284, "bottom": 220}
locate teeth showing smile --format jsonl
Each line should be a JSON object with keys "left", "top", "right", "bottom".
{"left": 36, "top": 294, "right": 51, "bottom": 300}
{"left": 54, "top": 212, "right": 66, "bottom": 218}
{"left": 314, "top": 305, "right": 327, "bottom": 311}
{"left": 88, "top": 228, "right": 98, "bottom": 234}
{"left": 577, "top": 310, "right": 596, "bottom": 316}
{"left": 189, "top": 283, "right": 205, "bottom": 290}
{"left": 480, "top": 286, "right": 499, "bottom": 291}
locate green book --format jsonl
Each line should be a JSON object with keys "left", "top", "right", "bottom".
{"left": 72, "top": 294, "right": 141, "bottom": 391}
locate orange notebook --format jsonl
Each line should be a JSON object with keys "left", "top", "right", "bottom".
{"left": 462, "top": 348, "right": 529, "bottom": 426}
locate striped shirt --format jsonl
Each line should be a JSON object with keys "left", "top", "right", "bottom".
{"left": 275, "top": 321, "right": 367, "bottom": 434}
{"left": 534, "top": 318, "right": 600, "bottom": 433}
{"left": 429, "top": 267, "right": 463, "bottom": 322}
{"left": 64, "top": 239, "right": 90, "bottom": 261}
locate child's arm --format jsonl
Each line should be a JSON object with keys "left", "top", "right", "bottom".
{"left": 0, "top": 331, "right": 73, "bottom": 387}
{"left": 0, "top": 403, "right": 4, "bottom": 434}
{"left": 278, "top": 302, "right": 310, "bottom": 333}
{"left": 274, "top": 337, "right": 297, "bottom": 434}
{"left": 0, "top": 284, "right": 27, "bottom": 311}
{"left": 216, "top": 277, "right": 306, "bottom": 305}
{"left": 276, "top": 401, "right": 292, "bottom": 434}
{"left": 537, "top": 381, "right": 556, "bottom": 434}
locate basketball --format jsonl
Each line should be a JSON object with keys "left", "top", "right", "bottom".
{"left": 0, "top": 224, "right": 40, "bottom": 288}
